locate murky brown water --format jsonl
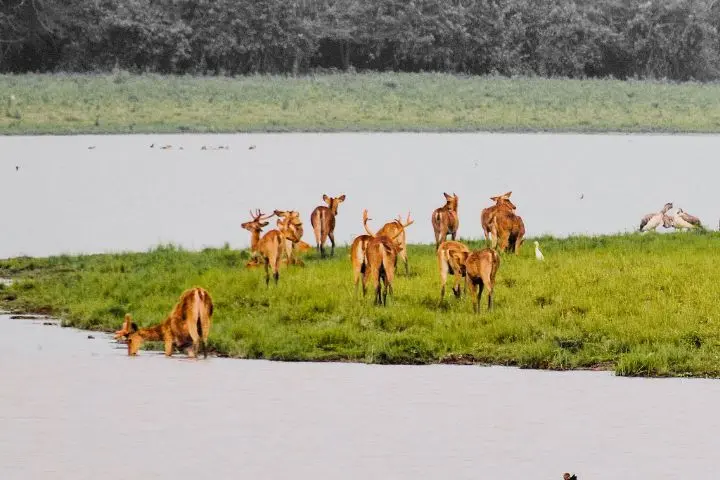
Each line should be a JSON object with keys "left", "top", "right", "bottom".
{"left": 2, "top": 314, "right": 719, "bottom": 479}
{"left": 2, "top": 133, "right": 720, "bottom": 259}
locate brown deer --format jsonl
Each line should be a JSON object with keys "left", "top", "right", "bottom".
{"left": 377, "top": 212, "right": 414, "bottom": 275}
{"left": 310, "top": 194, "right": 346, "bottom": 257}
{"left": 114, "top": 287, "right": 214, "bottom": 358}
{"left": 437, "top": 240, "right": 470, "bottom": 303}
{"left": 274, "top": 210, "right": 305, "bottom": 267}
{"left": 363, "top": 234, "right": 401, "bottom": 306}
{"left": 350, "top": 209, "right": 373, "bottom": 294}
{"left": 241, "top": 209, "right": 284, "bottom": 285}
{"left": 431, "top": 192, "right": 459, "bottom": 249}
{"left": 465, "top": 248, "right": 500, "bottom": 312}
{"left": 481, "top": 191, "right": 515, "bottom": 244}
{"left": 490, "top": 202, "right": 525, "bottom": 255}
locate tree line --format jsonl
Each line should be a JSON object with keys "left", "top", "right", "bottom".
{"left": 1, "top": 0, "right": 719, "bottom": 81}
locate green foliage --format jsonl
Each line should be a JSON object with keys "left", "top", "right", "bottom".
{"left": 4, "top": 72, "right": 720, "bottom": 134}
{"left": 4, "top": 232, "right": 720, "bottom": 377}
{"left": 1, "top": 0, "right": 720, "bottom": 80}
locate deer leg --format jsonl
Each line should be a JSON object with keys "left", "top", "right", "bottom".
{"left": 187, "top": 318, "right": 200, "bottom": 359}
{"left": 487, "top": 284, "right": 494, "bottom": 311}
{"left": 477, "top": 282, "right": 485, "bottom": 313}
{"left": 439, "top": 257, "right": 448, "bottom": 304}
{"left": 164, "top": 338, "right": 174, "bottom": 357}
{"left": 400, "top": 248, "right": 409, "bottom": 275}
{"left": 264, "top": 259, "right": 271, "bottom": 287}
{"left": 328, "top": 231, "right": 336, "bottom": 256}
{"left": 453, "top": 269, "right": 462, "bottom": 299}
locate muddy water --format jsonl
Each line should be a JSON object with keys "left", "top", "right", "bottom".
{"left": 1, "top": 315, "right": 719, "bottom": 479}
{"left": 2, "top": 133, "right": 720, "bottom": 259}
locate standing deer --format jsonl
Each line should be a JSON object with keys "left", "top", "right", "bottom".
{"left": 465, "top": 248, "right": 500, "bottom": 312}
{"left": 310, "top": 194, "right": 346, "bottom": 257}
{"left": 114, "top": 287, "right": 214, "bottom": 358}
{"left": 489, "top": 199, "right": 525, "bottom": 254}
{"left": 437, "top": 240, "right": 470, "bottom": 303}
{"left": 274, "top": 210, "right": 305, "bottom": 266}
{"left": 481, "top": 191, "right": 515, "bottom": 244}
{"left": 431, "top": 192, "right": 459, "bottom": 249}
{"left": 241, "top": 209, "right": 284, "bottom": 286}
{"left": 363, "top": 234, "right": 401, "bottom": 307}
{"left": 377, "top": 212, "right": 414, "bottom": 275}
{"left": 350, "top": 209, "right": 373, "bottom": 294}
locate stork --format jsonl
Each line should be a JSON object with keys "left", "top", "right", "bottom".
{"left": 639, "top": 202, "right": 673, "bottom": 232}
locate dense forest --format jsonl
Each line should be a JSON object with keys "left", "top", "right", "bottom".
{"left": 1, "top": 0, "right": 719, "bottom": 81}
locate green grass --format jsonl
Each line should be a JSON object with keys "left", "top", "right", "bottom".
{"left": 3, "top": 72, "right": 720, "bottom": 134}
{"left": 3, "top": 232, "right": 720, "bottom": 377}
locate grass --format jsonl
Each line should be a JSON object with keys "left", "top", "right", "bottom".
{"left": 3, "top": 232, "right": 720, "bottom": 377}
{"left": 3, "top": 72, "right": 720, "bottom": 134}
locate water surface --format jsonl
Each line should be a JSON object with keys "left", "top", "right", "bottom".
{"left": 2, "top": 133, "right": 718, "bottom": 258}
{"left": 1, "top": 315, "right": 719, "bottom": 479}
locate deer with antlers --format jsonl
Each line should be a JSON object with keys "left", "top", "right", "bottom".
{"left": 432, "top": 192, "right": 459, "bottom": 249}
{"left": 376, "top": 212, "right": 414, "bottom": 275}
{"left": 114, "top": 287, "right": 214, "bottom": 358}
{"left": 437, "top": 240, "right": 470, "bottom": 304}
{"left": 481, "top": 191, "right": 515, "bottom": 244}
{"left": 274, "top": 209, "right": 305, "bottom": 267}
{"left": 241, "top": 209, "right": 284, "bottom": 285}
{"left": 465, "top": 248, "right": 500, "bottom": 313}
{"left": 310, "top": 194, "right": 346, "bottom": 258}
{"left": 362, "top": 215, "right": 403, "bottom": 306}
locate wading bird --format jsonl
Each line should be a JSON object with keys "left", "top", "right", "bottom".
{"left": 534, "top": 241, "right": 544, "bottom": 261}
{"left": 639, "top": 202, "right": 673, "bottom": 232}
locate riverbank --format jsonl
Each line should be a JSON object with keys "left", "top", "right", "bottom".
{"left": 3, "top": 73, "right": 720, "bottom": 134}
{"left": 2, "top": 232, "right": 720, "bottom": 377}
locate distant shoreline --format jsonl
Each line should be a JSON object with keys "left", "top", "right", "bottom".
{"left": 3, "top": 73, "right": 720, "bottom": 135}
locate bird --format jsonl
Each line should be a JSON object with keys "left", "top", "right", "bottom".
{"left": 534, "top": 240, "right": 544, "bottom": 261}
{"left": 563, "top": 474, "right": 577, "bottom": 480}
{"left": 579, "top": 193, "right": 584, "bottom": 200}
{"left": 88, "top": 145, "right": 96, "bottom": 150}
{"left": 639, "top": 202, "right": 673, "bottom": 232}
{"left": 15, "top": 165, "right": 19, "bottom": 171}
{"left": 676, "top": 208, "right": 701, "bottom": 228}
{"left": 249, "top": 144, "right": 257, "bottom": 150}
{"left": 150, "top": 143, "right": 155, "bottom": 148}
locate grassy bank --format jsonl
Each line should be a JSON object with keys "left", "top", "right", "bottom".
{"left": 2, "top": 233, "right": 720, "bottom": 377}
{"left": 3, "top": 73, "right": 720, "bottom": 134}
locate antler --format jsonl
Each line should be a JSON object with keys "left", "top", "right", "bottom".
{"left": 400, "top": 211, "right": 414, "bottom": 228}
{"left": 362, "top": 209, "right": 375, "bottom": 236}
{"left": 249, "top": 209, "right": 274, "bottom": 221}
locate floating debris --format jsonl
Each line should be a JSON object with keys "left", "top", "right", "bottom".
{"left": 88, "top": 146, "right": 96, "bottom": 150}
{"left": 87, "top": 334, "right": 95, "bottom": 339}
{"left": 249, "top": 144, "right": 257, "bottom": 150}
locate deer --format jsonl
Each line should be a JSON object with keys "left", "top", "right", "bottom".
{"left": 363, "top": 233, "right": 402, "bottom": 307}
{"left": 114, "top": 287, "right": 214, "bottom": 358}
{"left": 310, "top": 194, "right": 346, "bottom": 257}
{"left": 274, "top": 209, "right": 305, "bottom": 267}
{"left": 377, "top": 212, "right": 414, "bottom": 275}
{"left": 437, "top": 240, "right": 470, "bottom": 304}
{"left": 431, "top": 192, "right": 459, "bottom": 249}
{"left": 241, "top": 209, "right": 284, "bottom": 286}
{"left": 465, "top": 248, "right": 500, "bottom": 313}
{"left": 481, "top": 191, "right": 515, "bottom": 244}
{"left": 350, "top": 209, "right": 373, "bottom": 294}
{"left": 488, "top": 197, "right": 525, "bottom": 254}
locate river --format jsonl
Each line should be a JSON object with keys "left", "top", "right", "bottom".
{"left": 2, "top": 133, "right": 718, "bottom": 259}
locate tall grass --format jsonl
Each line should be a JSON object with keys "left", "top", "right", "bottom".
{"left": 3, "top": 73, "right": 720, "bottom": 134}
{"left": 3, "top": 232, "right": 720, "bottom": 377}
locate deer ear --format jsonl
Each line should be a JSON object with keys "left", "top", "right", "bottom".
{"left": 338, "top": 194, "right": 346, "bottom": 202}
{"left": 444, "top": 192, "right": 451, "bottom": 199}
{"left": 273, "top": 210, "right": 285, "bottom": 216}
{"left": 503, "top": 191, "right": 512, "bottom": 198}
{"left": 490, "top": 196, "right": 498, "bottom": 202}
{"left": 322, "top": 194, "right": 330, "bottom": 204}
{"left": 260, "top": 221, "right": 269, "bottom": 227}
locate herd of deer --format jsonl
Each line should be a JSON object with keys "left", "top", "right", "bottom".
{"left": 113, "top": 191, "right": 526, "bottom": 358}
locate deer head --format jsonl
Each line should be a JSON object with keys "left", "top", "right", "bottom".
{"left": 443, "top": 192, "right": 459, "bottom": 211}
{"left": 241, "top": 209, "right": 274, "bottom": 232}
{"left": 113, "top": 313, "right": 134, "bottom": 341}
{"left": 323, "top": 194, "right": 347, "bottom": 215}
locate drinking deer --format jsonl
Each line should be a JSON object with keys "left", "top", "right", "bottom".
{"left": 274, "top": 210, "right": 305, "bottom": 267}
{"left": 377, "top": 212, "right": 414, "bottom": 275}
{"left": 350, "top": 209, "right": 373, "bottom": 294}
{"left": 481, "top": 191, "right": 515, "bottom": 244}
{"left": 431, "top": 192, "right": 459, "bottom": 249}
{"left": 114, "top": 287, "right": 214, "bottom": 358}
{"left": 465, "top": 248, "right": 500, "bottom": 312}
{"left": 310, "top": 194, "right": 346, "bottom": 257}
{"left": 437, "top": 240, "right": 470, "bottom": 303}
{"left": 241, "top": 209, "right": 284, "bottom": 285}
